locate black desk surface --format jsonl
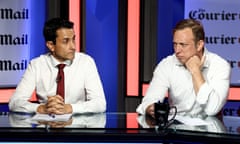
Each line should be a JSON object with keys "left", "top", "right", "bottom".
{"left": 0, "top": 111, "right": 239, "bottom": 143}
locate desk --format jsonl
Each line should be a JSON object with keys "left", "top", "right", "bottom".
{"left": 0, "top": 112, "right": 239, "bottom": 143}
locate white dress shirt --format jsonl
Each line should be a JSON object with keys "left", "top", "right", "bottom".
{"left": 9, "top": 52, "right": 106, "bottom": 114}
{"left": 136, "top": 48, "right": 230, "bottom": 116}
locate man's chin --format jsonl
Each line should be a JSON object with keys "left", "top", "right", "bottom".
{"left": 67, "top": 55, "right": 75, "bottom": 61}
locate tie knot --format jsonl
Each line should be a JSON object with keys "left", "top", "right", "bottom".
{"left": 57, "top": 64, "right": 66, "bottom": 69}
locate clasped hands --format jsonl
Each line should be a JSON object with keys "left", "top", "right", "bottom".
{"left": 38, "top": 118, "right": 73, "bottom": 128}
{"left": 37, "top": 95, "right": 72, "bottom": 114}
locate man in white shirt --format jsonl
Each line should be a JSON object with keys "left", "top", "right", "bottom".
{"left": 136, "top": 19, "right": 230, "bottom": 117}
{"left": 9, "top": 18, "right": 106, "bottom": 114}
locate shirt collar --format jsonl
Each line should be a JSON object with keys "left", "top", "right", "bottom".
{"left": 202, "top": 48, "right": 210, "bottom": 69}
{"left": 49, "top": 53, "right": 72, "bottom": 67}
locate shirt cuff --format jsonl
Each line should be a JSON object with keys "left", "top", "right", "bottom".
{"left": 26, "top": 103, "right": 40, "bottom": 113}
{"left": 136, "top": 104, "right": 145, "bottom": 114}
{"left": 136, "top": 102, "right": 153, "bottom": 115}
{"left": 71, "top": 104, "right": 81, "bottom": 114}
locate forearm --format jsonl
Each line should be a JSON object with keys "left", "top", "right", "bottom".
{"left": 196, "top": 82, "right": 229, "bottom": 115}
{"left": 9, "top": 99, "right": 39, "bottom": 113}
{"left": 191, "top": 68, "right": 205, "bottom": 94}
{"left": 71, "top": 98, "right": 106, "bottom": 114}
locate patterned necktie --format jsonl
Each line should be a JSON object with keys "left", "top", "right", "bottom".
{"left": 56, "top": 64, "right": 66, "bottom": 98}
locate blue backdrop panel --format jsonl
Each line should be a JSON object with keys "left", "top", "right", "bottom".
{"left": 157, "top": 0, "right": 184, "bottom": 62}
{"left": 30, "top": 0, "right": 47, "bottom": 59}
{"left": 86, "top": 0, "right": 118, "bottom": 114}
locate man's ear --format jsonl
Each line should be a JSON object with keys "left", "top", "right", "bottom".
{"left": 46, "top": 41, "right": 54, "bottom": 52}
{"left": 197, "top": 40, "right": 204, "bottom": 52}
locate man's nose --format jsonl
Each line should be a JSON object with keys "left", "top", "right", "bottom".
{"left": 70, "top": 41, "right": 76, "bottom": 50}
{"left": 174, "top": 45, "right": 182, "bottom": 53}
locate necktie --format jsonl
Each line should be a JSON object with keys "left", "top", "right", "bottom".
{"left": 56, "top": 64, "right": 66, "bottom": 98}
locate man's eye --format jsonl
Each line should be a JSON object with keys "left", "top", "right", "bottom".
{"left": 179, "top": 43, "right": 185, "bottom": 47}
{"left": 180, "top": 43, "right": 189, "bottom": 47}
{"left": 173, "top": 43, "right": 187, "bottom": 46}
{"left": 63, "top": 39, "right": 68, "bottom": 43}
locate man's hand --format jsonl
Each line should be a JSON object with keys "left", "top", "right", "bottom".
{"left": 46, "top": 95, "right": 65, "bottom": 114}
{"left": 185, "top": 55, "right": 205, "bottom": 74}
{"left": 38, "top": 118, "right": 73, "bottom": 128}
{"left": 185, "top": 55, "right": 205, "bottom": 94}
{"left": 144, "top": 114, "right": 157, "bottom": 128}
{"left": 146, "top": 104, "right": 155, "bottom": 118}
{"left": 37, "top": 95, "right": 72, "bottom": 114}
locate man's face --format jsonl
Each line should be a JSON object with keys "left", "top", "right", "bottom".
{"left": 173, "top": 28, "right": 199, "bottom": 64}
{"left": 49, "top": 28, "right": 76, "bottom": 62}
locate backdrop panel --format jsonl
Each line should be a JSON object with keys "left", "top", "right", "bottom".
{"left": 185, "top": 0, "right": 240, "bottom": 86}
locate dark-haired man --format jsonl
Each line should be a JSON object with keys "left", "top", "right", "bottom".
{"left": 9, "top": 18, "right": 106, "bottom": 114}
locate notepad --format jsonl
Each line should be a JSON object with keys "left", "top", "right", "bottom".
{"left": 175, "top": 115, "right": 210, "bottom": 126}
{"left": 31, "top": 113, "right": 72, "bottom": 122}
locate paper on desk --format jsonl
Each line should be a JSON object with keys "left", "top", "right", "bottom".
{"left": 31, "top": 113, "right": 72, "bottom": 122}
{"left": 175, "top": 115, "right": 210, "bottom": 126}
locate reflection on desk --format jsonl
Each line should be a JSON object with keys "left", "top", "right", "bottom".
{"left": 9, "top": 112, "right": 106, "bottom": 128}
{"left": 170, "top": 116, "right": 227, "bottom": 133}
{"left": 223, "top": 116, "right": 240, "bottom": 134}
{"left": 137, "top": 114, "right": 227, "bottom": 133}
{"left": 0, "top": 112, "right": 239, "bottom": 143}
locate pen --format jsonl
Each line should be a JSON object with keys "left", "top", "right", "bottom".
{"left": 49, "top": 113, "right": 55, "bottom": 118}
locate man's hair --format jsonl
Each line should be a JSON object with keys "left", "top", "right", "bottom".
{"left": 43, "top": 17, "right": 74, "bottom": 44}
{"left": 173, "top": 19, "right": 205, "bottom": 43}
